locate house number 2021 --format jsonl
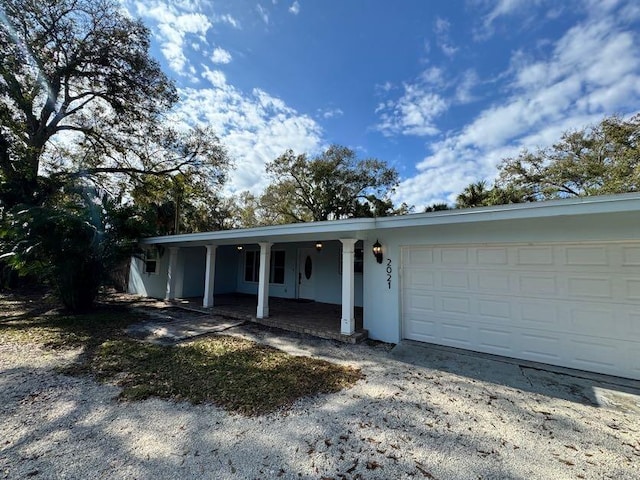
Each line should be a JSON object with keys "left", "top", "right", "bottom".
{"left": 386, "top": 259, "right": 392, "bottom": 289}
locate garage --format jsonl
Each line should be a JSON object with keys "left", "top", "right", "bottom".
{"left": 401, "top": 242, "right": 640, "bottom": 380}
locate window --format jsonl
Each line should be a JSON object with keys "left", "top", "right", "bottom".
{"left": 244, "top": 250, "right": 286, "bottom": 284}
{"left": 339, "top": 248, "right": 364, "bottom": 274}
{"left": 354, "top": 247, "right": 364, "bottom": 273}
{"left": 271, "top": 250, "right": 286, "bottom": 284}
{"left": 244, "top": 251, "right": 260, "bottom": 282}
{"left": 144, "top": 248, "right": 159, "bottom": 275}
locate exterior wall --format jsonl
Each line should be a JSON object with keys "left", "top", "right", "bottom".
{"left": 214, "top": 245, "right": 239, "bottom": 294}
{"left": 235, "top": 243, "right": 298, "bottom": 299}
{"left": 181, "top": 247, "right": 205, "bottom": 297}
{"left": 128, "top": 245, "right": 238, "bottom": 299}
{"left": 234, "top": 240, "right": 363, "bottom": 307}
{"left": 127, "top": 240, "right": 365, "bottom": 305}
{"left": 312, "top": 241, "right": 364, "bottom": 307}
{"left": 128, "top": 248, "right": 169, "bottom": 299}
{"left": 363, "top": 211, "right": 640, "bottom": 344}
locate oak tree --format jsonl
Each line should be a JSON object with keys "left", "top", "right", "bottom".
{"left": 260, "top": 145, "right": 403, "bottom": 223}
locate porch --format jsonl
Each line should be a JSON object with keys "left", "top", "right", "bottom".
{"left": 172, "top": 294, "right": 367, "bottom": 344}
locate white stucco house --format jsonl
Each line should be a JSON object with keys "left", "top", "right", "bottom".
{"left": 129, "top": 193, "right": 640, "bottom": 381}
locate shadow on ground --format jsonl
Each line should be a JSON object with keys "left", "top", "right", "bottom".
{"left": 391, "top": 340, "right": 640, "bottom": 413}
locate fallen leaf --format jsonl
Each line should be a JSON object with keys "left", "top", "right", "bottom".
{"left": 366, "top": 460, "right": 382, "bottom": 470}
{"left": 415, "top": 464, "right": 435, "bottom": 478}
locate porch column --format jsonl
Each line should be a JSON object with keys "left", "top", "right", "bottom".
{"left": 165, "top": 246, "right": 179, "bottom": 301}
{"left": 203, "top": 245, "right": 217, "bottom": 308}
{"left": 340, "top": 238, "right": 357, "bottom": 335}
{"left": 256, "top": 242, "right": 272, "bottom": 318}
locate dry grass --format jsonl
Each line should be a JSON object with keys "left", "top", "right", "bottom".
{"left": 0, "top": 292, "right": 362, "bottom": 415}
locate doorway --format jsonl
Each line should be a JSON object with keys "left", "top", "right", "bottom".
{"left": 297, "top": 248, "right": 316, "bottom": 300}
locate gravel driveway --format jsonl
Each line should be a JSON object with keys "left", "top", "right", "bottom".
{"left": 1, "top": 323, "right": 639, "bottom": 480}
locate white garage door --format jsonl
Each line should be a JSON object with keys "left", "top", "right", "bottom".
{"left": 401, "top": 243, "right": 640, "bottom": 380}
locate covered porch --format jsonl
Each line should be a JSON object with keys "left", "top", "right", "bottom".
{"left": 173, "top": 294, "right": 366, "bottom": 343}
{"left": 131, "top": 219, "right": 375, "bottom": 343}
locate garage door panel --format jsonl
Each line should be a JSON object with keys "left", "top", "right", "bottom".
{"left": 441, "top": 248, "right": 468, "bottom": 264}
{"left": 519, "top": 274, "right": 559, "bottom": 296}
{"left": 569, "top": 336, "right": 620, "bottom": 370}
{"left": 516, "top": 246, "right": 554, "bottom": 265}
{"left": 519, "top": 331, "right": 564, "bottom": 362}
{"left": 567, "top": 276, "right": 613, "bottom": 299}
{"left": 624, "top": 278, "right": 640, "bottom": 300}
{"left": 441, "top": 296, "right": 470, "bottom": 314}
{"left": 441, "top": 271, "right": 470, "bottom": 289}
{"left": 404, "top": 291, "right": 435, "bottom": 313}
{"left": 569, "top": 307, "right": 616, "bottom": 336}
{"left": 478, "top": 299, "right": 511, "bottom": 320}
{"left": 405, "top": 317, "right": 436, "bottom": 335}
{"left": 405, "top": 269, "right": 435, "bottom": 288}
{"left": 519, "top": 301, "right": 559, "bottom": 326}
{"left": 406, "top": 248, "right": 434, "bottom": 266}
{"left": 564, "top": 246, "right": 609, "bottom": 266}
{"left": 627, "top": 344, "right": 640, "bottom": 378}
{"left": 402, "top": 242, "right": 640, "bottom": 380}
{"left": 629, "top": 313, "right": 640, "bottom": 335}
{"left": 440, "top": 321, "right": 473, "bottom": 346}
{"left": 622, "top": 246, "right": 640, "bottom": 266}
{"left": 477, "top": 327, "right": 513, "bottom": 354}
{"left": 477, "top": 272, "right": 511, "bottom": 291}
{"left": 476, "top": 247, "right": 508, "bottom": 265}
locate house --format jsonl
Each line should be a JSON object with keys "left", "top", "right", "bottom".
{"left": 129, "top": 193, "right": 640, "bottom": 381}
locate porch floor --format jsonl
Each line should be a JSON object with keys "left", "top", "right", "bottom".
{"left": 171, "top": 293, "right": 367, "bottom": 344}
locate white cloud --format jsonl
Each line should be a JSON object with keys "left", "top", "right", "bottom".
{"left": 475, "top": 0, "right": 548, "bottom": 39}
{"left": 174, "top": 73, "right": 323, "bottom": 194}
{"left": 376, "top": 87, "right": 448, "bottom": 137}
{"left": 434, "top": 17, "right": 458, "bottom": 57}
{"left": 211, "top": 47, "right": 232, "bottom": 64}
{"left": 289, "top": 1, "right": 300, "bottom": 15}
{"left": 376, "top": 65, "right": 480, "bottom": 137}
{"left": 455, "top": 70, "right": 479, "bottom": 104}
{"left": 376, "top": 81, "right": 394, "bottom": 93}
{"left": 256, "top": 4, "right": 269, "bottom": 25}
{"left": 484, "top": 0, "right": 532, "bottom": 25}
{"left": 201, "top": 67, "right": 227, "bottom": 87}
{"left": 318, "top": 107, "right": 344, "bottom": 119}
{"left": 395, "top": 8, "right": 640, "bottom": 209}
{"left": 134, "top": 1, "right": 211, "bottom": 74}
{"left": 215, "top": 13, "right": 240, "bottom": 28}
{"left": 375, "top": 68, "right": 449, "bottom": 137}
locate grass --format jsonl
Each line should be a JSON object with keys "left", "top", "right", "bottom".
{"left": 0, "top": 292, "right": 362, "bottom": 415}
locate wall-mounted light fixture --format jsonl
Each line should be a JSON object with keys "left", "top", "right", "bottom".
{"left": 315, "top": 241, "right": 323, "bottom": 252}
{"left": 236, "top": 245, "right": 243, "bottom": 251}
{"left": 372, "top": 239, "right": 383, "bottom": 264}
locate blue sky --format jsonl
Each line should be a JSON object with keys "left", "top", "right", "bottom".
{"left": 123, "top": 0, "right": 640, "bottom": 210}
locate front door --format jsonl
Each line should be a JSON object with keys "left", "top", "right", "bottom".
{"left": 297, "top": 248, "right": 315, "bottom": 300}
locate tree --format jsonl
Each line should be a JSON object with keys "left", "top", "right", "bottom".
{"left": 261, "top": 145, "right": 402, "bottom": 223}
{"left": 497, "top": 115, "right": 640, "bottom": 200}
{"left": 223, "top": 191, "right": 279, "bottom": 229}
{"left": 0, "top": 183, "right": 152, "bottom": 311}
{"left": 455, "top": 181, "right": 490, "bottom": 208}
{"left": 131, "top": 169, "right": 234, "bottom": 236}
{"left": 0, "top": 0, "right": 215, "bottom": 208}
{"left": 424, "top": 202, "right": 451, "bottom": 212}
{"left": 455, "top": 180, "right": 532, "bottom": 209}
{"left": 0, "top": 0, "right": 231, "bottom": 308}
